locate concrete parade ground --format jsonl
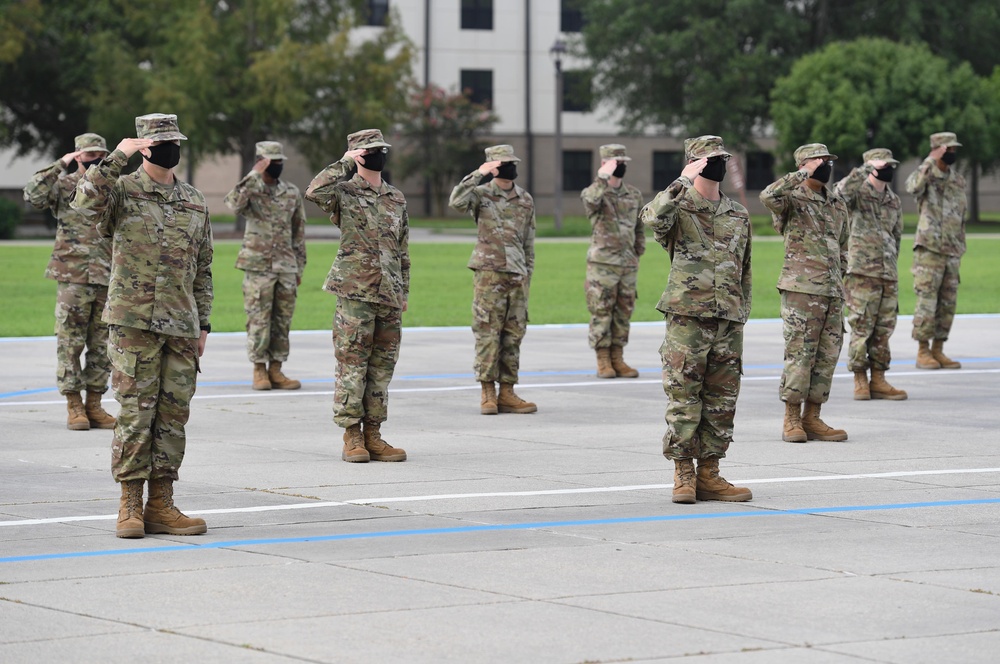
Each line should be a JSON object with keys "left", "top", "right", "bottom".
{"left": 2, "top": 315, "right": 999, "bottom": 663}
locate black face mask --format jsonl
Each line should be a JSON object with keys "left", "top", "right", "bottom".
{"left": 699, "top": 157, "right": 727, "bottom": 182}
{"left": 874, "top": 166, "right": 895, "bottom": 182}
{"left": 264, "top": 162, "right": 284, "bottom": 179}
{"left": 496, "top": 162, "right": 518, "bottom": 180}
{"left": 941, "top": 151, "right": 957, "bottom": 165}
{"left": 360, "top": 150, "right": 387, "bottom": 172}
{"left": 81, "top": 158, "right": 103, "bottom": 170}
{"left": 612, "top": 162, "right": 627, "bottom": 178}
{"left": 810, "top": 161, "right": 832, "bottom": 183}
{"left": 144, "top": 142, "right": 181, "bottom": 169}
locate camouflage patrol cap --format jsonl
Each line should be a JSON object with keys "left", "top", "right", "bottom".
{"left": 794, "top": 143, "right": 837, "bottom": 165}
{"left": 347, "top": 128, "right": 391, "bottom": 151}
{"left": 862, "top": 148, "right": 900, "bottom": 166}
{"left": 599, "top": 144, "right": 632, "bottom": 161}
{"left": 255, "top": 141, "right": 287, "bottom": 161}
{"left": 484, "top": 144, "right": 521, "bottom": 163}
{"left": 929, "top": 132, "right": 962, "bottom": 149}
{"left": 135, "top": 113, "right": 187, "bottom": 141}
{"left": 684, "top": 135, "right": 731, "bottom": 161}
{"left": 74, "top": 133, "right": 108, "bottom": 154}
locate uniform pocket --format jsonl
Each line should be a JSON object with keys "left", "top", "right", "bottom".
{"left": 108, "top": 343, "right": 137, "bottom": 378}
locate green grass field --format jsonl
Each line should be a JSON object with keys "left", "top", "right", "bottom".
{"left": 3, "top": 237, "right": 998, "bottom": 337}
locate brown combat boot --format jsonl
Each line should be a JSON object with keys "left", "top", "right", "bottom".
{"left": 268, "top": 361, "right": 302, "bottom": 389}
{"left": 480, "top": 381, "right": 498, "bottom": 415}
{"left": 931, "top": 340, "right": 961, "bottom": 369}
{"left": 870, "top": 369, "right": 907, "bottom": 400}
{"left": 802, "top": 402, "right": 848, "bottom": 441}
{"left": 610, "top": 345, "right": 639, "bottom": 378}
{"left": 916, "top": 341, "right": 940, "bottom": 370}
{"left": 853, "top": 370, "right": 870, "bottom": 401}
{"left": 362, "top": 420, "right": 407, "bottom": 462}
{"left": 85, "top": 391, "right": 116, "bottom": 429}
{"left": 595, "top": 348, "right": 616, "bottom": 379}
{"left": 782, "top": 401, "right": 807, "bottom": 443}
{"left": 252, "top": 363, "right": 272, "bottom": 390}
{"left": 342, "top": 423, "right": 369, "bottom": 462}
{"left": 144, "top": 479, "right": 207, "bottom": 535}
{"left": 116, "top": 480, "right": 145, "bottom": 539}
{"left": 66, "top": 392, "right": 90, "bottom": 431}
{"left": 672, "top": 459, "right": 696, "bottom": 504}
{"left": 696, "top": 458, "right": 752, "bottom": 502}
{"left": 498, "top": 383, "right": 537, "bottom": 413}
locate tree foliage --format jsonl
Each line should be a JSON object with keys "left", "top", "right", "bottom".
{"left": 396, "top": 85, "right": 498, "bottom": 217}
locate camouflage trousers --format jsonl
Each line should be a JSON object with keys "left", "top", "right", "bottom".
{"left": 780, "top": 290, "right": 844, "bottom": 405}
{"left": 911, "top": 247, "right": 961, "bottom": 341}
{"left": 333, "top": 297, "right": 402, "bottom": 428}
{"left": 472, "top": 270, "right": 528, "bottom": 384}
{"left": 243, "top": 270, "right": 298, "bottom": 363}
{"left": 844, "top": 274, "right": 898, "bottom": 372}
{"left": 54, "top": 282, "right": 111, "bottom": 395}
{"left": 107, "top": 325, "right": 199, "bottom": 483}
{"left": 585, "top": 262, "right": 637, "bottom": 349}
{"left": 660, "top": 314, "right": 743, "bottom": 461}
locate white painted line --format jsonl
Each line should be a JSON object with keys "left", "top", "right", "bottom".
{"left": 2, "top": 368, "right": 998, "bottom": 407}
{"left": 2, "top": 467, "right": 998, "bottom": 528}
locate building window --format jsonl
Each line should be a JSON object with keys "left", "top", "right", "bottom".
{"left": 364, "top": 0, "right": 389, "bottom": 26}
{"left": 461, "top": 0, "right": 493, "bottom": 30}
{"left": 563, "top": 150, "right": 593, "bottom": 191}
{"left": 745, "top": 151, "right": 775, "bottom": 190}
{"left": 561, "top": 0, "right": 586, "bottom": 33}
{"left": 652, "top": 151, "right": 684, "bottom": 192}
{"left": 460, "top": 69, "right": 493, "bottom": 107}
{"left": 562, "top": 70, "right": 592, "bottom": 113}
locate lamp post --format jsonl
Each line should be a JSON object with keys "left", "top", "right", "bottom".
{"left": 550, "top": 38, "right": 566, "bottom": 231}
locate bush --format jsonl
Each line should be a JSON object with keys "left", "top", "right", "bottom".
{"left": 0, "top": 198, "right": 23, "bottom": 239}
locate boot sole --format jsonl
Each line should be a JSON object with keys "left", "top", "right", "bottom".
{"left": 871, "top": 393, "right": 907, "bottom": 401}
{"left": 252, "top": 384, "right": 272, "bottom": 390}
{"left": 782, "top": 434, "right": 807, "bottom": 443}
{"left": 370, "top": 454, "right": 407, "bottom": 462}
{"left": 498, "top": 406, "right": 537, "bottom": 414}
{"left": 89, "top": 421, "right": 116, "bottom": 429}
{"left": 937, "top": 364, "right": 961, "bottom": 369}
{"left": 853, "top": 393, "right": 871, "bottom": 401}
{"left": 696, "top": 491, "right": 752, "bottom": 502}
{"left": 271, "top": 384, "right": 302, "bottom": 389}
{"left": 805, "top": 433, "right": 848, "bottom": 441}
{"left": 671, "top": 494, "right": 696, "bottom": 504}
{"left": 67, "top": 423, "right": 91, "bottom": 430}
{"left": 915, "top": 363, "right": 940, "bottom": 370}
{"left": 481, "top": 406, "right": 499, "bottom": 415}
{"left": 116, "top": 527, "right": 145, "bottom": 539}
{"left": 597, "top": 372, "right": 616, "bottom": 379}
{"left": 342, "top": 453, "right": 370, "bottom": 462}
{"left": 144, "top": 524, "right": 207, "bottom": 535}
{"left": 615, "top": 372, "right": 639, "bottom": 378}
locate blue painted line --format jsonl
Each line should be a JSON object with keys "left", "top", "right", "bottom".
{"left": 3, "top": 497, "right": 998, "bottom": 564}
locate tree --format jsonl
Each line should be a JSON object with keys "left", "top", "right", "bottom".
{"left": 770, "top": 38, "right": 993, "bottom": 220}
{"left": 396, "top": 85, "right": 498, "bottom": 217}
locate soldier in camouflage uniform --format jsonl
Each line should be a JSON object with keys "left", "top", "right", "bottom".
{"left": 305, "top": 129, "right": 408, "bottom": 463}
{"left": 905, "top": 132, "right": 967, "bottom": 370}
{"left": 581, "top": 144, "right": 645, "bottom": 379}
{"left": 640, "top": 136, "right": 752, "bottom": 504}
{"left": 449, "top": 144, "right": 537, "bottom": 415}
{"left": 834, "top": 148, "right": 907, "bottom": 401}
{"left": 225, "top": 141, "right": 307, "bottom": 391}
{"left": 761, "top": 143, "right": 849, "bottom": 444}
{"left": 72, "top": 114, "right": 212, "bottom": 539}
{"left": 23, "top": 133, "right": 117, "bottom": 431}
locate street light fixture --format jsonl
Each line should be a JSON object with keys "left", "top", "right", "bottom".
{"left": 550, "top": 38, "right": 567, "bottom": 231}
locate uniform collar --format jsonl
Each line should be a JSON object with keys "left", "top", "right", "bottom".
{"left": 138, "top": 166, "right": 176, "bottom": 197}
{"left": 488, "top": 179, "right": 521, "bottom": 200}
{"left": 688, "top": 184, "right": 736, "bottom": 215}
{"left": 351, "top": 172, "right": 389, "bottom": 196}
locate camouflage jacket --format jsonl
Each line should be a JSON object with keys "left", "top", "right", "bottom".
{"left": 761, "top": 170, "right": 849, "bottom": 299}
{"left": 305, "top": 157, "right": 409, "bottom": 309}
{"left": 834, "top": 165, "right": 902, "bottom": 281}
{"left": 23, "top": 160, "right": 111, "bottom": 286}
{"left": 581, "top": 176, "right": 645, "bottom": 268}
{"left": 225, "top": 171, "right": 307, "bottom": 276}
{"left": 449, "top": 171, "right": 535, "bottom": 277}
{"left": 70, "top": 149, "right": 214, "bottom": 339}
{"left": 640, "top": 176, "right": 752, "bottom": 323}
{"left": 905, "top": 158, "right": 967, "bottom": 258}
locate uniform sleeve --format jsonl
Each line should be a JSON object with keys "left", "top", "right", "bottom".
{"left": 580, "top": 176, "right": 609, "bottom": 217}
{"left": 71, "top": 149, "right": 128, "bottom": 238}
{"left": 449, "top": 170, "right": 485, "bottom": 217}
{"left": 22, "top": 160, "right": 66, "bottom": 212}
{"left": 904, "top": 158, "right": 937, "bottom": 198}
{"left": 760, "top": 170, "right": 808, "bottom": 234}
{"left": 400, "top": 208, "right": 410, "bottom": 302}
{"left": 224, "top": 170, "right": 267, "bottom": 215}
{"left": 194, "top": 215, "right": 214, "bottom": 329}
{"left": 524, "top": 199, "right": 536, "bottom": 277}
{"left": 293, "top": 191, "right": 308, "bottom": 277}
{"left": 640, "top": 176, "right": 692, "bottom": 249}
{"left": 837, "top": 203, "right": 850, "bottom": 277}
{"left": 833, "top": 165, "right": 873, "bottom": 207}
{"left": 741, "top": 222, "right": 753, "bottom": 321}
{"left": 305, "top": 156, "right": 354, "bottom": 218}
{"left": 634, "top": 214, "right": 646, "bottom": 257}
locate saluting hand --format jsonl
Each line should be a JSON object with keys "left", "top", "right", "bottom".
{"left": 479, "top": 160, "right": 502, "bottom": 176}
{"left": 345, "top": 149, "right": 366, "bottom": 166}
{"left": 598, "top": 160, "right": 618, "bottom": 178}
{"left": 116, "top": 138, "right": 154, "bottom": 159}
{"left": 802, "top": 157, "right": 826, "bottom": 176}
{"left": 61, "top": 150, "right": 84, "bottom": 167}
{"left": 929, "top": 145, "right": 947, "bottom": 161}
{"left": 681, "top": 157, "right": 707, "bottom": 180}
{"left": 868, "top": 159, "right": 887, "bottom": 170}
{"left": 252, "top": 157, "right": 271, "bottom": 174}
